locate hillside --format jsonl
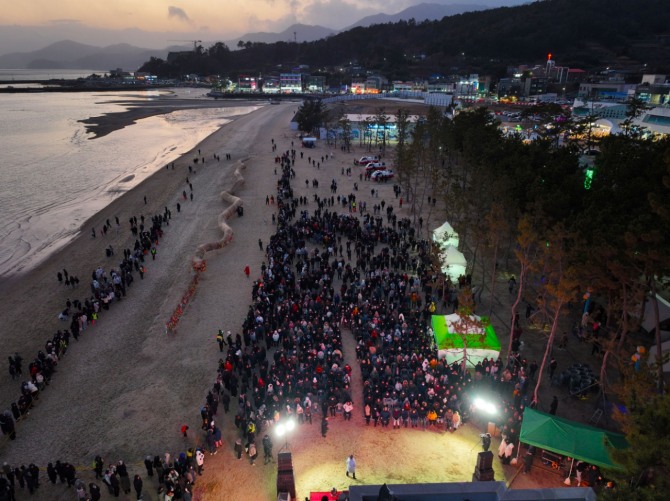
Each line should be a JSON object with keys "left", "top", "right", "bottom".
{"left": 140, "top": 0, "right": 670, "bottom": 78}
{"left": 0, "top": 40, "right": 163, "bottom": 71}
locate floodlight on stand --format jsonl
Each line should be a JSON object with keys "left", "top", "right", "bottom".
{"left": 474, "top": 397, "right": 497, "bottom": 415}
{"left": 275, "top": 417, "right": 296, "bottom": 453}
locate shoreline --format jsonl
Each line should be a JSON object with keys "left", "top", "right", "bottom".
{"left": 78, "top": 97, "right": 270, "bottom": 139}
{"left": 0, "top": 101, "right": 292, "bottom": 462}
{"left": 0, "top": 99, "right": 264, "bottom": 280}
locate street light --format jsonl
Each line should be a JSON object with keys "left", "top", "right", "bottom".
{"left": 275, "top": 417, "right": 296, "bottom": 452}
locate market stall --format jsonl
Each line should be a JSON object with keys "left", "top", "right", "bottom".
{"left": 520, "top": 408, "right": 627, "bottom": 472}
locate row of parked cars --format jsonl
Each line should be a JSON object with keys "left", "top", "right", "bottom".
{"left": 354, "top": 156, "right": 394, "bottom": 180}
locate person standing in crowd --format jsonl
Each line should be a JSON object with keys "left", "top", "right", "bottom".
{"left": 234, "top": 438, "right": 243, "bottom": 460}
{"left": 116, "top": 461, "right": 130, "bottom": 494}
{"left": 195, "top": 448, "right": 205, "bottom": 475}
{"left": 133, "top": 474, "right": 143, "bottom": 500}
{"left": 216, "top": 330, "right": 225, "bottom": 352}
{"left": 549, "top": 357, "right": 558, "bottom": 379}
{"left": 262, "top": 434, "right": 274, "bottom": 464}
{"left": 523, "top": 449, "right": 534, "bottom": 474}
{"left": 89, "top": 482, "right": 101, "bottom": 501}
{"left": 248, "top": 441, "right": 258, "bottom": 466}
{"left": 144, "top": 456, "right": 153, "bottom": 477}
{"left": 481, "top": 433, "right": 491, "bottom": 452}
{"left": 94, "top": 456, "right": 104, "bottom": 479}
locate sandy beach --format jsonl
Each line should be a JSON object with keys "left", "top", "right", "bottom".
{"left": 0, "top": 98, "right": 578, "bottom": 500}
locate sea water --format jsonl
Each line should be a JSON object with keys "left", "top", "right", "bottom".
{"left": 0, "top": 89, "right": 256, "bottom": 277}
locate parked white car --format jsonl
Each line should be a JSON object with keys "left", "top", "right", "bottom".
{"left": 364, "top": 162, "right": 387, "bottom": 171}
{"left": 354, "top": 155, "right": 378, "bottom": 165}
{"left": 370, "top": 169, "right": 394, "bottom": 181}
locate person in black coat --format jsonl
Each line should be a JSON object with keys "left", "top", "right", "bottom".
{"left": 0, "top": 411, "right": 16, "bottom": 440}
{"left": 481, "top": 433, "right": 492, "bottom": 452}
{"left": 64, "top": 463, "right": 76, "bottom": 487}
{"left": 55, "top": 460, "right": 66, "bottom": 484}
{"left": 94, "top": 456, "right": 104, "bottom": 479}
{"left": 321, "top": 417, "right": 329, "bottom": 438}
{"left": 13, "top": 467, "right": 24, "bottom": 489}
{"left": 221, "top": 392, "right": 231, "bottom": 413}
{"left": 144, "top": 456, "right": 153, "bottom": 477}
{"left": 133, "top": 474, "right": 143, "bottom": 500}
{"left": 23, "top": 466, "right": 36, "bottom": 494}
{"left": 116, "top": 461, "right": 130, "bottom": 494}
{"left": 46, "top": 463, "right": 58, "bottom": 484}
{"left": 89, "top": 482, "right": 101, "bottom": 501}
{"left": 109, "top": 472, "right": 120, "bottom": 497}
{"left": 28, "top": 464, "right": 39, "bottom": 488}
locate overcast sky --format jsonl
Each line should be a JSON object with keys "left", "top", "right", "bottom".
{"left": 0, "top": 0, "right": 527, "bottom": 53}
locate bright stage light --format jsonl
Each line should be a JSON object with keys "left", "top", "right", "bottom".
{"left": 275, "top": 417, "right": 296, "bottom": 439}
{"left": 473, "top": 397, "right": 497, "bottom": 415}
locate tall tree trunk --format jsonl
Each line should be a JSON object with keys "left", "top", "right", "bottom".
{"left": 489, "top": 239, "right": 499, "bottom": 318}
{"left": 533, "top": 300, "right": 564, "bottom": 404}
{"left": 602, "top": 286, "right": 628, "bottom": 393}
{"left": 507, "top": 264, "right": 526, "bottom": 359}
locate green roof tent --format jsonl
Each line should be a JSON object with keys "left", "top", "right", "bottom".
{"left": 520, "top": 408, "right": 628, "bottom": 471}
{"left": 431, "top": 314, "right": 501, "bottom": 367}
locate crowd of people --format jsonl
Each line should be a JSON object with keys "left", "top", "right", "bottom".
{"left": 0, "top": 451, "right": 207, "bottom": 500}
{"left": 189, "top": 141, "right": 537, "bottom": 484}
{"left": 0, "top": 164, "right": 219, "bottom": 500}
{"left": 197, "top": 139, "right": 537, "bottom": 459}
{"left": 1, "top": 210, "right": 172, "bottom": 446}
{"left": 0, "top": 133, "right": 592, "bottom": 500}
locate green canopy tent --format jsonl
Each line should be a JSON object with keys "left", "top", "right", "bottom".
{"left": 520, "top": 408, "right": 628, "bottom": 471}
{"left": 431, "top": 314, "right": 501, "bottom": 367}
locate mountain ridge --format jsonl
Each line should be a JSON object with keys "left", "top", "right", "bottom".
{"left": 0, "top": 3, "right": 494, "bottom": 70}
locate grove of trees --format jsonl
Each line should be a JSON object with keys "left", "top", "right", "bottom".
{"left": 383, "top": 101, "right": 670, "bottom": 497}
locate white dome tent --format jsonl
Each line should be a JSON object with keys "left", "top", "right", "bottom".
{"left": 440, "top": 245, "right": 467, "bottom": 281}
{"left": 432, "top": 221, "right": 459, "bottom": 249}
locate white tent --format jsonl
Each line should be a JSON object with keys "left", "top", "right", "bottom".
{"left": 432, "top": 221, "right": 459, "bottom": 249}
{"left": 440, "top": 245, "right": 467, "bottom": 281}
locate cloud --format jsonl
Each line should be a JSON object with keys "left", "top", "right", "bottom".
{"left": 168, "top": 6, "right": 191, "bottom": 23}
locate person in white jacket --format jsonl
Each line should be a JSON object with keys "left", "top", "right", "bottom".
{"left": 346, "top": 455, "right": 356, "bottom": 480}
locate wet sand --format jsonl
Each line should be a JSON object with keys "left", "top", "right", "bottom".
{"left": 79, "top": 96, "right": 270, "bottom": 138}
